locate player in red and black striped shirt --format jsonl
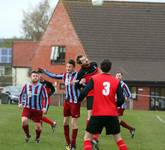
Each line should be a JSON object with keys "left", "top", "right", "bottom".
{"left": 78, "top": 59, "right": 128, "bottom": 150}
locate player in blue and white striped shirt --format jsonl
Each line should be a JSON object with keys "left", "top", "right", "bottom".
{"left": 19, "top": 70, "right": 48, "bottom": 143}
{"left": 38, "top": 59, "right": 81, "bottom": 150}
{"left": 116, "top": 72, "right": 135, "bottom": 138}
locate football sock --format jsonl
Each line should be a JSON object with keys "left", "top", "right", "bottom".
{"left": 93, "top": 134, "right": 99, "bottom": 141}
{"left": 84, "top": 140, "right": 92, "bottom": 150}
{"left": 117, "top": 139, "right": 128, "bottom": 150}
{"left": 120, "top": 120, "right": 134, "bottom": 131}
{"left": 35, "top": 129, "right": 41, "bottom": 139}
{"left": 22, "top": 125, "right": 30, "bottom": 136}
{"left": 64, "top": 125, "right": 70, "bottom": 145}
{"left": 71, "top": 128, "right": 78, "bottom": 147}
{"left": 86, "top": 120, "right": 89, "bottom": 127}
{"left": 42, "top": 116, "right": 54, "bottom": 125}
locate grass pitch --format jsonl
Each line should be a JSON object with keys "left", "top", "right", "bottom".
{"left": 0, "top": 104, "right": 165, "bottom": 150}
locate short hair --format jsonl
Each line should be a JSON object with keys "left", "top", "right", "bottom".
{"left": 76, "top": 55, "right": 83, "bottom": 64}
{"left": 30, "top": 70, "right": 39, "bottom": 75}
{"left": 116, "top": 71, "right": 123, "bottom": 75}
{"left": 68, "top": 59, "right": 76, "bottom": 67}
{"left": 100, "top": 59, "right": 112, "bottom": 73}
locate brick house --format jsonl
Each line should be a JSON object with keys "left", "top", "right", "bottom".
{"left": 14, "top": 0, "right": 165, "bottom": 110}
{"left": 12, "top": 41, "right": 38, "bottom": 86}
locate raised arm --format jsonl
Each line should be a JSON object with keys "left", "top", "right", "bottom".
{"left": 38, "top": 68, "right": 64, "bottom": 79}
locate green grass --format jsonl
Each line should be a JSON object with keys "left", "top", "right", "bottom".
{"left": 0, "top": 104, "right": 165, "bottom": 150}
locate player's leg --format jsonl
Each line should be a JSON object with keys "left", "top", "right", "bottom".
{"left": 120, "top": 119, "right": 135, "bottom": 138}
{"left": 63, "top": 101, "right": 71, "bottom": 149}
{"left": 113, "top": 134, "right": 128, "bottom": 150}
{"left": 84, "top": 116, "right": 103, "bottom": 150}
{"left": 21, "top": 108, "right": 31, "bottom": 142}
{"left": 70, "top": 102, "right": 81, "bottom": 150}
{"left": 22, "top": 116, "right": 31, "bottom": 142}
{"left": 87, "top": 96, "right": 99, "bottom": 146}
{"left": 106, "top": 116, "right": 128, "bottom": 150}
{"left": 34, "top": 122, "right": 42, "bottom": 143}
{"left": 41, "top": 104, "right": 57, "bottom": 132}
{"left": 70, "top": 117, "right": 78, "bottom": 150}
{"left": 42, "top": 116, "right": 57, "bottom": 132}
{"left": 32, "top": 110, "right": 43, "bottom": 143}
{"left": 84, "top": 131, "right": 93, "bottom": 150}
{"left": 118, "top": 108, "right": 135, "bottom": 138}
{"left": 64, "top": 116, "right": 70, "bottom": 149}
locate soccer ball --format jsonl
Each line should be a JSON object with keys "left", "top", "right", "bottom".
{"left": 92, "top": 0, "right": 104, "bottom": 6}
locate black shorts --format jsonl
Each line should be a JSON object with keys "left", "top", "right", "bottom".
{"left": 86, "top": 116, "right": 120, "bottom": 135}
{"left": 87, "top": 96, "right": 93, "bottom": 110}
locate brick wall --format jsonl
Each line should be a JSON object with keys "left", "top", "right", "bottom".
{"left": 133, "top": 87, "right": 150, "bottom": 110}
{"left": 31, "top": 1, "right": 86, "bottom": 93}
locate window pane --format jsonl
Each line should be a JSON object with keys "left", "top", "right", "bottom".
{"left": 1, "top": 49, "right": 7, "bottom": 55}
{"left": 1, "top": 57, "right": 8, "bottom": 63}
{"left": 150, "top": 87, "right": 165, "bottom": 110}
{"left": 50, "top": 46, "right": 66, "bottom": 64}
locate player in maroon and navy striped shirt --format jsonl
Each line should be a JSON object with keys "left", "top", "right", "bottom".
{"left": 18, "top": 70, "right": 48, "bottom": 143}
{"left": 116, "top": 72, "right": 135, "bottom": 138}
{"left": 38, "top": 59, "right": 81, "bottom": 150}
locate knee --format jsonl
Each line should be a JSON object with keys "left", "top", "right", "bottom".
{"left": 22, "top": 117, "right": 28, "bottom": 125}
{"left": 63, "top": 119, "right": 69, "bottom": 126}
{"left": 71, "top": 119, "right": 78, "bottom": 129}
{"left": 35, "top": 124, "right": 42, "bottom": 130}
{"left": 84, "top": 131, "right": 92, "bottom": 141}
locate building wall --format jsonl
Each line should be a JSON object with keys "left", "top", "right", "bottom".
{"left": 12, "top": 68, "right": 30, "bottom": 86}
{"left": 31, "top": 1, "right": 86, "bottom": 93}
{"left": 31, "top": 1, "right": 153, "bottom": 110}
{"left": 133, "top": 87, "right": 150, "bottom": 110}
{"left": 0, "top": 65, "right": 12, "bottom": 86}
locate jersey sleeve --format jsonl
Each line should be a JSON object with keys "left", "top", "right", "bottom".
{"left": 78, "top": 79, "right": 94, "bottom": 102}
{"left": 43, "top": 69, "right": 64, "bottom": 79}
{"left": 19, "top": 84, "right": 26, "bottom": 104}
{"left": 41, "top": 85, "right": 49, "bottom": 111}
{"left": 122, "top": 82, "right": 132, "bottom": 99}
{"left": 116, "top": 82, "right": 125, "bottom": 107}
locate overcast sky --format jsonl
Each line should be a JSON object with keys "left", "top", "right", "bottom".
{"left": 0, "top": 0, "right": 165, "bottom": 38}
{"left": 0, "top": 0, "right": 58, "bottom": 38}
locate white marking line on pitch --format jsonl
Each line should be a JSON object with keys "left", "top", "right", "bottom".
{"left": 156, "top": 115, "right": 165, "bottom": 124}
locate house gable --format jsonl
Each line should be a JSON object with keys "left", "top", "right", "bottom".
{"left": 31, "top": 0, "right": 86, "bottom": 72}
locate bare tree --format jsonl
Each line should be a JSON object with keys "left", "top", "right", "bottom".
{"left": 22, "top": 0, "right": 51, "bottom": 41}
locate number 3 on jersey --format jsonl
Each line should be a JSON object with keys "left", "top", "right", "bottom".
{"left": 102, "top": 82, "right": 110, "bottom": 96}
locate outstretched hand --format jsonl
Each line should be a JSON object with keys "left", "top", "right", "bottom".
{"left": 18, "top": 103, "right": 22, "bottom": 108}
{"left": 38, "top": 67, "right": 44, "bottom": 73}
{"left": 42, "top": 108, "right": 47, "bottom": 114}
